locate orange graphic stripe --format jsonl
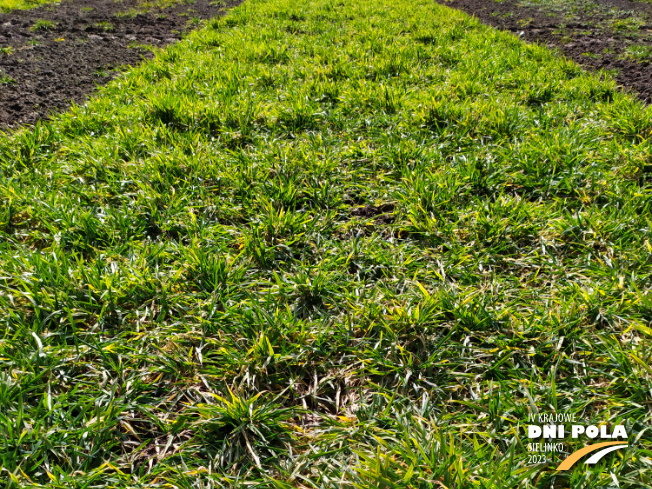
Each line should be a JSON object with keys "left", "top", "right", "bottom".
{"left": 556, "top": 442, "right": 628, "bottom": 471}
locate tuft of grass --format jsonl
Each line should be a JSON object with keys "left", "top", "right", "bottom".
{"left": 622, "top": 43, "right": 652, "bottom": 61}
{"left": 186, "top": 15, "right": 202, "bottom": 27}
{"left": 609, "top": 17, "right": 646, "bottom": 32}
{"left": 128, "top": 41, "right": 157, "bottom": 52}
{"left": 186, "top": 390, "right": 297, "bottom": 469}
{"left": 94, "top": 21, "right": 115, "bottom": 32}
{"left": 0, "top": 72, "right": 15, "bottom": 84}
{"left": 114, "top": 9, "right": 137, "bottom": 18}
{"left": 0, "top": 0, "right": 651, "bottom": 487}
{"left": 30, "top": 19, "right": 56, "bottom": 31}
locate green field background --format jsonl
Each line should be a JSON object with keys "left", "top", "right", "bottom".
{"left": 0, "top": 0, "right": 651, "bottom": 486}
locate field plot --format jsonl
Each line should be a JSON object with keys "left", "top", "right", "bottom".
{"left": 0, "top": 0, "right": 241, "bottom": 128}
{"left": 440, "top": 0, "right": 652, "bottom": 102}
{"left": 0, "top": 0, "right": 652, "bottom": 487}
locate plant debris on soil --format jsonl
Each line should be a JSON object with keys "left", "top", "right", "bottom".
{"left": 438, "top": 0, "right": 652, "bottom": 103}
{"left": 0, "top": 0, "right": 242, "bottom": 128}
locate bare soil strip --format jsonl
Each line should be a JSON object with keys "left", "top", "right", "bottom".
{"left": 438, "top": 0, "right": 652, "bottom": 103}
{"left": 0, "top": 0, "right": 242, "bottom": 128}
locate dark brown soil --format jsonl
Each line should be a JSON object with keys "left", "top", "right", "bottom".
{"left": 0, "top": 0, "right": 242, "bottom": 128}
{"left": 437, "top": 0, "right": 652, "bottom": 103}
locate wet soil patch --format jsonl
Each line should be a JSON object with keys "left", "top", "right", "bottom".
{"left": 437, "top": 0, "right": 652, "bottom": 103}
{"left": 0, "top": 0, "right": 242, "bottom": 128}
